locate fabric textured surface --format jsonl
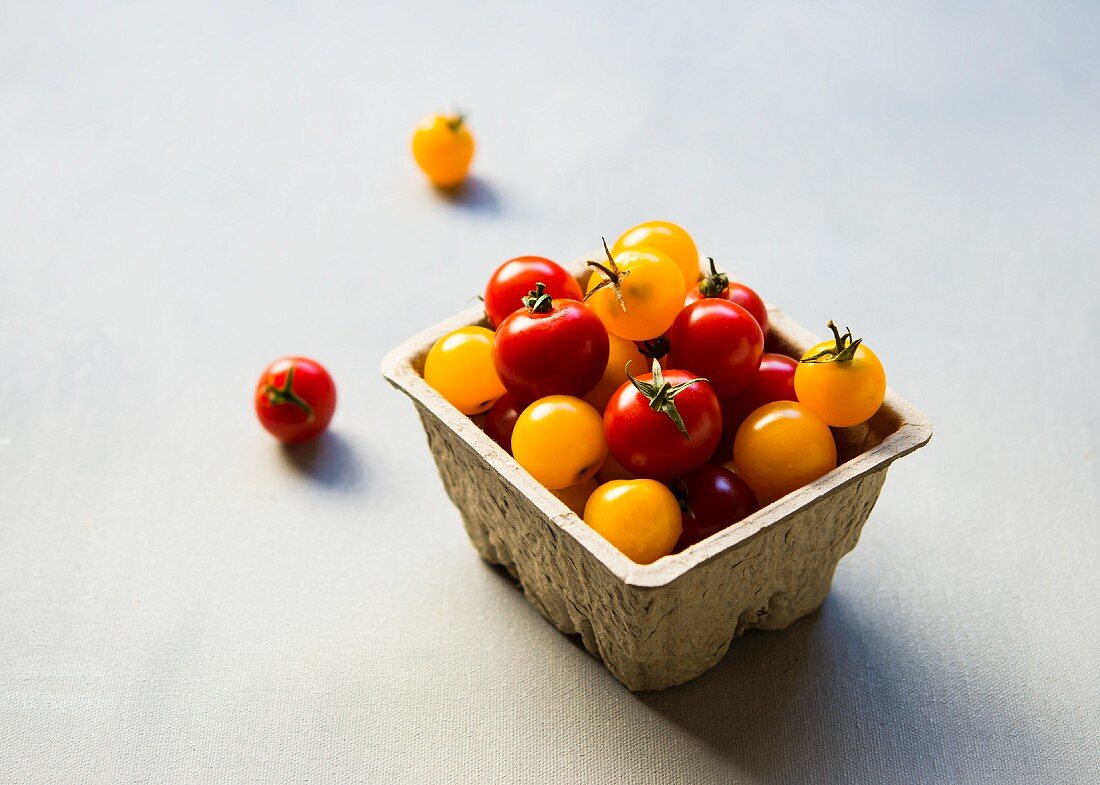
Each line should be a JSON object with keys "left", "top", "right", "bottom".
{"left": 1, "top": 2, "right": 1098, "bottom": 783}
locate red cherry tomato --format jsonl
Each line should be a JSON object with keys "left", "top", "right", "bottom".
{"left": 672, "top": 465, "right": 759, "bottom": 550}
{"left": 667, "top": 299, "right": 764, "bottom": 400}
{"left": 482, "top": 392, "right": 522, "bottom": 453}
{"left": 604, "top": 359, "right": 722, "bottom": 480}
{"left": 710, "top": 353, "right": 798, "bottom": 463}
{"left": 254, "top": 357, "right": 336, "bottom": 443}
{"left": 684, "top": 258, "right": 769, "bottom": 337}
{"left": 484, "top": 256, "right": 583, "bottom": 328}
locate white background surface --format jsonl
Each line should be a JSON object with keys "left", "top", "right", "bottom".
{"left": 2, "top": 2, "right": 1098, "bottom": 783}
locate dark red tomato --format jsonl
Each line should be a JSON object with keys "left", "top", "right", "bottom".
{"left": 604, "top": 359, "right": 722, "bottom": 480}
{"left": 484, "top": 256, "right": 583, "bottom": 328}
{"left": 254, "top": 357, "right": 336, "bottom": 443}
{"left": 684, "top": 258, "right": 769, "bottom": 337}
{"left": 709, "top": 353, "right": 798, "bottom": 464}
{"left": 673, "top": 465, "right": 759, "bottom": 550}
{"left": 492, "top": 283, "right": 609, "bottom": 402}
{"left": 483, "top": 393, "right": 522, "bottom": 453}
{"left": 667, "top": 299, "right": 764, "bottom": 400}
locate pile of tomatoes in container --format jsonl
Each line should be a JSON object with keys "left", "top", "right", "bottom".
{"left": 424, "top": 221, "right": 887, "bottom": 565}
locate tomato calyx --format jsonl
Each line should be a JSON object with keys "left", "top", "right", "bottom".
{"left": 626, "top": 359, "right": 706, "bottom": 439}
{"left": 261, "top": 364, "right": 316, "bottom": 422}
{"left": 584, "top": 237, "right": 630, "bottom": 313}
{"left": 800, "top": 320, "right": 863, "bottom": 364}
{"left": 638, "top": 335, "right": 671, "bottom": 361}
{"left": 521, "top": 281, "right": 554, "bottom": 314}
{"left": 697, "top": 257, "right": 729, "bottom": 298}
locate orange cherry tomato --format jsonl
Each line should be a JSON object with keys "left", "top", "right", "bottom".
{"left": 583, "top": 479, "right": 682, "bottom": 564}
{"left": 411, "top": 113, "right": 475, "bottom": 187}
{"left": 794, "top": 321, "right": 886, "bottom": 427}
{"left": 583, "top": 333, "right": 647, "bottom": 413}
{"left": 611, "top": 220, "right": 700, "bottom": 292}
{"left": 733, "top": 401, "right": 837, "bottom": 505}
{"left": 511, "top": 396, "right": 607, "bottom": 490}
{"left": 584, "top": 241, "right": 684, "bottom": 341}
{"left": 551, "top": 477, "right": 601, "bottom": 517}
{"left": 423, "top": 326, "right": 505, "bottom": 415}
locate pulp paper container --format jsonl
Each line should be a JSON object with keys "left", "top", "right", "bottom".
{"left": 381, "top": 299, "right": 932, "bottom": 691}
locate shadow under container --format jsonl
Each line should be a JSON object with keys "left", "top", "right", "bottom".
{"left": 382, "top": 302, "right": 931, "bottom": 691}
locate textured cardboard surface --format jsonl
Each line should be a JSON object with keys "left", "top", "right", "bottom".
{"left": 383, "top": 305, "right": 931, "bottom": 689}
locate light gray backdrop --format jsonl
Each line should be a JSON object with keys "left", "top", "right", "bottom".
{"left": 1, "top": 2, "right": 1098, "bottom": 783}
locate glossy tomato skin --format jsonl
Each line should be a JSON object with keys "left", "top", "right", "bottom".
{"left": 673, "top": 465, "right": 759, "bottom": 550}
{"left": 604, "top": 370, "right": 722, "bottom": 480}
{"left": 611, "top": 220, "right": 700, "bottom": 293}
{"left": 254, "top": 357, "right": 336, "bottom": 444}
{"left": 411, "top": 114, "right": 475, "bottom": 187}
{"left": 493, "top": 299, "right": 609, "bottom": 403}
{"left": 667, "top": 299, "right": 764, "bottom": 400}
{"left": 484, "top": 257, "right": 583, "bottom": 328}
{"left": 512, "top": 396, "right": 607, "bottom": 490}
{"left": 482, "top": 393, "right": 522, "bottom": 453}
{"left": 583, "top": 479, "right": 682, "bottom": 564}
{"left": 733, "top": 401, "right": 837, "bottom": 505}
{"left": 686, "top": 281, "right": 769, "bottom": 338}
{"left": 423, "top": 326, "right": 506, "bottom": 415}
{"left": 710, "top": 353, "right": 798, "bottom": 463}
{"left": 794, "top": 340, "right": 886, "bottom": 427}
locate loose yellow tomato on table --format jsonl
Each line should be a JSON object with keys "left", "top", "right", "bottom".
{"left": 411, "top": 113, "right": 475, "bottom": 187}
{"left": 794, "top": 321, "right": 886, "bottom": 427}
{"left": 423, "top": 326, "right": 505, "bottom": 415}
{"left": 512, "top": 395, "right": 607, "bottom": 490}
{"left": 732, "top": 401, "right": 837, "bottom": 505}
{"left": 583, "top": 480, "right": 682, "bottom": 564}
{"left": 583, "top": 333, "right": 647, "bottom": 413}
{"left": 612, "top": 220, "right": 700, "bottom": 293}
{"left": 585, "top": 241, "right": 684, "bottom": 341}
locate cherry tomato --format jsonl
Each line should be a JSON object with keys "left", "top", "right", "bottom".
{"left": 672, "top": 465, "right": 759, "bottom": 550}
{"left": 512, "top": 396, "right": 607, "bottom": 490}
{"left": 551, "top": 477, "right": 600, "bottom": 517}
{"left": 482, "top": 392, "right": 522, "bottom": 453}
{"left": 424, "top": 326, "right": 506, "bottom": 415}
{"left": 733, "top": 401, "right": 837, "bottom": 505}
{"left": 794, "top": 321, "right": 887, "bottom": 427}
{"left": 254, "top": 357, "right": 337, "bottom": 444}
{"left": 484, "top": 256, "right": 584, "bottom": 328}
{"left": 684, "top": 257, "right": 769, "bottom": 337}
{"left": 583, "top": 480, "right": 682, "bottom": 564}
{"left": 411, "top": 113, "right": 474, "bottom": 187}
{"left": 604, "top": 359, "right": 722, "bottom": 480}
{"left": 585, "top": 241, "right": 684, "bottom": 341}
{"left": 596, "top": 451, "right": 636, "bottom": 483}
{"left": 493, "top": 284, "right": 609, "bottom": 402}
{"left": 710, "top": 353, "right": 798, "bottom": 463}
{"left": 583, "top": 333, "right": 647, "bottom": 413}
{"left": 667, "top": 299, "right": 764, "bottom": 399}
{"left": 611, "top": 220, "right": 700, "bottom": 293}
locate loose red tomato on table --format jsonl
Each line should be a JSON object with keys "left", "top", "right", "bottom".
{"left": 484, "top": 257, "right": 583, "bottom": 328}
{"left": 604, "top": 359, "right": 722, "bottom": 480}
{"left": 482, "top": 392, "right": 522, "bottom": 453}
{"left": 684, "top": 257, "right": 769, "bottom": 337}
{"left": 794, "top": 321, "right": 886, "bottom": 427}
{"left": 732, "top": 401, "right": 837, "bottom": 505}
{"left": 710, "top": 353, "right": 798, "bottom": 463}
{"left": 254, "top": 357, "right": 336, "bottom": 443}
{"left": 672, "top": 465, "right": 759, "bottom": 551}
{"left": 667, "top": 299, "right": 764, "bottom": 399}
{"left": 492, "top": 283, "right": 609, "bottom": 402}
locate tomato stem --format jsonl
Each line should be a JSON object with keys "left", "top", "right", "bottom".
{"left": 521, "top": 282, "right": 554, "bottom": 314}
{"left": 799, "top": 320, "right": 863, "bottom": 364}
{"left": 261, "top": 364, "right": 316, "bottom": 422}
{"left": 445, "top": 112, "right": 466, "bottom": 132}
{"left": 625, "top": 358, "right": 706, "bottom": 439}
{"left": 584, "top": 238, "right": 630, "bottom": 313}
{"left": 697, "top": 257, "right": 729, "bottom": 298}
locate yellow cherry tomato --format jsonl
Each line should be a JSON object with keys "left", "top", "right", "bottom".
{"left": 583, "top": 333, "right": 647, "bottom": 413}
{"left": 551, "top": 477, "right": 600, "bottom": 517}
{"left": 411, "top": 113, "right": 475, "bottom": 187}
{"left": 584, "top": 242, "right": 684, "bottom": 341}
{"left": 512, "top": 396, "right": 607, "bottom": 490}
{"left": 423, "top": 326, "right": 505, "bottom": 415}
{"left": 611, "top": 220, "right": 700, "bottom": 292}
{"left": 733, "top": 401, "right": 837, "bottom": 505}
{"left": 794, "top": 321, "right": 886, "bottom": 427}
{"left": 583, "top": 480, "right": 682, "bottom": 564}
